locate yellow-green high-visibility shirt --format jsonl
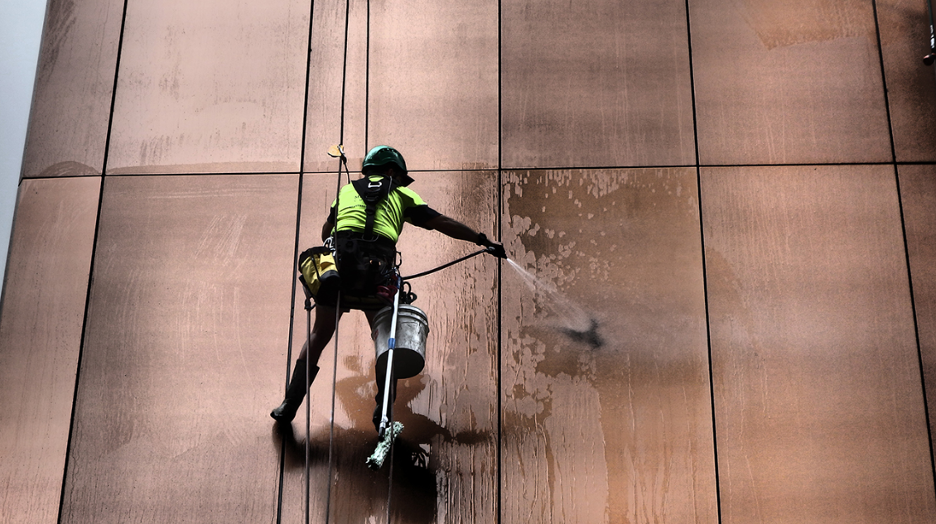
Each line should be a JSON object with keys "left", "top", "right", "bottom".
{"left": 328, "top": 176, "right": 440, "bottom": 243}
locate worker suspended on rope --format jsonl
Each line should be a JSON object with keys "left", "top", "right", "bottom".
{"left": 271, "top": 145, "right": 506, "bottom": 430}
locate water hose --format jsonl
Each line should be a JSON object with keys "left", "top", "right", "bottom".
{"left": 402, "top": 247, "right": 495, "bottom": 280}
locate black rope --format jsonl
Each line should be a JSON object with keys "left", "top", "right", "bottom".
{"left": 325, "top": 156, "right": 349, "bottom": 524}
{"left": 303, "top": 298, "right": 312, "bottom": 524}
{"left": 385, "top": 367, "right": 396, "bottom": 524}
{"left": 322, "top": 0, "right": 353, "bottom": 519}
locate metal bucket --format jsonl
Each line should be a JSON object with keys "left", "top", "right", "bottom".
{"left": 373, "top": 304, "right": 429, "bottom": 379}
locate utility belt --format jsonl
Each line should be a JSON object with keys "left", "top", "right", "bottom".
{"left": 334, "top": 231, "right": 397, "bottom": 252}
{"left": 299, "top": 235, "right": 398, "bottom": 310}
{"left": 294, "top": 231, "right": 390, "bottom": 311}
{"left": 334, "top": 231, "right": 397, "bottom": 291}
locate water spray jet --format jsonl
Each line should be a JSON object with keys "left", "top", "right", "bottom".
{"left": 505, "top": 259, "right": 603, "bottom": 348}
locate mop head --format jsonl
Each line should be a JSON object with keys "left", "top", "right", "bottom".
{"left": 366, "top": 422, "right": 404, "bottom": 470}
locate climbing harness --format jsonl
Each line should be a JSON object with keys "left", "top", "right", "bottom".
{"left": 331, "top": 174, "right": 401, "bottom": 308}
{"left": 353, "top": 173, "right": 398, "bottom": 233}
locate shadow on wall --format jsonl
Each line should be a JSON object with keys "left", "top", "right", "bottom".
{"left": 272, "top": 355, "right": 490, "bottom": 523}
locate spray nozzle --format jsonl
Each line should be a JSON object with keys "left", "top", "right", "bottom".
{"left": 476, "top": 233, "right": 507, "bottom": 259}
{"left": 485, "top": 244, "right": 507, "bottom": 259}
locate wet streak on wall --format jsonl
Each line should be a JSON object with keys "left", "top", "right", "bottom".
{"left": 690, "top": 0, "right": 892, "bottom": 165}
{"left": 501, "top": 170, "right": 716, "bottom": 522}
{"left": 59, "top": 175, "right": 297, "bottom": 523}
{"left": 104, "top": 0, "right": 310, "bottom": 175}
{"left": 0, "top": 178, "right": 99, "bottom": 523}
{"left": 20, "top": 0, "right": 123, "bottom": 179}
{"left": 390, "top": 172, "right": 498, "bottom": 523}
{"left": 899, "top": 165, "right": 936, "bottom": 463}
{"left": 280, "top": 172, "right": 499, "bottom": 523}
{"left": 501, "top": 0, "right": 696, "bottom": 169}
{"left": 701, "top": 167, "right": 936, "bottom": 523}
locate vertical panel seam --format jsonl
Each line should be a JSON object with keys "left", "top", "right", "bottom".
{"left": 872, "top": 0, "right": 936, "bottom": 501}
{"left": 893, "top": 171, "right": 936, "bottom": 500}
{"left": 684, "top": 0, "right": 724, "bottom": 522}
{"left": 56, "top": 0, "right": 131, "bottom": 521}
{"left": 276, "top": 0, "right": 320, "bottom": 521}
{"left": 870, "top": 0, "right": 899, "bottom": 164}
{"left": 496, "top": 0, "right": 504, "bottom": 522}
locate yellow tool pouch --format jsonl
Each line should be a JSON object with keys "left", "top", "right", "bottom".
{"left": 298, "top": 246, "right": 341, "bottom": 303}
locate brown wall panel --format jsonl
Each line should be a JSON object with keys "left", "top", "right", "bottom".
{"left": 898, "top": 165, "right": 936, "bottom": 462}
{"left": 501, "top": 0, "right": 696, "bottom": 169}
{"left": 60, "top": 174, "right": 297, "bottom": 523}
{"left": 501, "top": 170, "right": 716, "bottom": 522}
{"left": 691, "top": 0, "right": 893, "bottom": 165}
{"left": 280, "top": 172, "right": 499, "bottom": 523}
{"left": 105, "top": 0, "right": 311, "bottom": 175}
{"left": 702, "top": 167, "right": 936, "bottom": 523}
{"left": 0, "top": 177, "right": 100, "bottom": 523}
{"left": 11, "top": 0, "right": 936, "bottom": 519}
{"left": 303, "top": 0, "right": 368, "bottom": 174}
{"left": 21, "top": 0, "right": 123, "bottom": 179}
{"left": 878, "top": 0, "right": 936, "bottom": 162}
{"left": 368, "top": 1, "right": 499, "bottom": 172}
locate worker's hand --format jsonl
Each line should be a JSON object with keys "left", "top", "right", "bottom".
{"left": 485, "top": 243, "right": 507, "bottom": 259}
{"left": 476, "top": 233, "right": 507, "bottom": 259}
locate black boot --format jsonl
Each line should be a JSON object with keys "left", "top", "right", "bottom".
{"left": 271, "top": 359, "right": 319, "bottom": 422}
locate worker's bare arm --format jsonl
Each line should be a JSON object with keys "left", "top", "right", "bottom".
{"left": 423, "top": 215, "right": 479, "bottom": 243}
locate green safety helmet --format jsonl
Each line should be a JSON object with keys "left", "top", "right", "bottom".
{"left": 362, "top": 145, "right": 413, "bottom": 186}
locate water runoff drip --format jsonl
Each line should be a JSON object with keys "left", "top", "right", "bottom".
{"left": 505, "top": 258, "right": 603, "bottom": 349}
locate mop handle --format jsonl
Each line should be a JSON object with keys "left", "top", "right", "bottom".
{"left": 378, "top": 275, "right": 402, "bottom": 437}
